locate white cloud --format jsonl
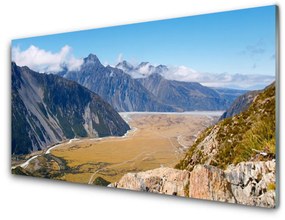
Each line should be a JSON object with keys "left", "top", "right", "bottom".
{"left": 12, "top": 45, "right": 83, "bottom": 73}
{"left": 241, "top": 40, "right": 266, "bottom": 57}
{"left": 161, "top": 66, "right": 274, "bottom": 90}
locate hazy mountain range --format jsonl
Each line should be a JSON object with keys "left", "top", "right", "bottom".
{"left": 58, "top": 54, "right": 247, "bottom": 112}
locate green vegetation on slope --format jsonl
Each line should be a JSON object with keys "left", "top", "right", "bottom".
{"left": 93, "top": 177, "right": 111, "bottom": 186}
{"left": 176, "top": 83, "right": 276, "bottom": 170}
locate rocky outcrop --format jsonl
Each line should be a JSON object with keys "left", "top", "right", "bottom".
{"left": 189, "top": 165, "right": 236, "bottom": 203}
{"left": 225, "top": 160, "right": 276, "bottom": 208}
{"left": 114, "top": 168, "right": 190, "bottom": 197}
{"left": 113, "top": 160, "right": 276, "bottom": 208}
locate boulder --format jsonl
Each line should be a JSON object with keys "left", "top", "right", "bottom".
{"left": 224, "top": 160, "right": 276, "bottom": 208}
{"left": 115, "top": 167, "right": 190, "bottom": 197}
{"left": 189, "top": 164, "right": 236, "bottom": 203}
{"left": 114, "top": 160, "right": 276, "bottom": 208}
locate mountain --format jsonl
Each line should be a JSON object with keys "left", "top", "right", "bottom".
{"left": 212, "top": 87, "right": 248, "bottom": 106}
{"left": 12, "top": 62, "right": 130, "bottom": 155}
{"left": 175, "top": 82, "right": 275, "bottom": 171}
{"left": 219, "top": 89, "right": 260, "bottom": 120}
{"left": 115, "top": 60, "right": 134, "bottom": 73}
{"left": 116, "top": 59, "right": 247, "bottom": 111}
{"left": 59, "top": 55, "right": 245, "bottom": 112}
{"left": 116, "top": 60, "right": 168, "bottom": 78}
{"left": 60, "top": 54, "right": 178, "bottom": 112}
{"left": 137, "top": 72, "right": 232, "bottom": 110}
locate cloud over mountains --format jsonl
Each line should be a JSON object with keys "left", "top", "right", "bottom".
{"left": 12, "top": 45, "right": 83, "bottom": 73}
{"left": 12, "top": 45, "right": 274, "bottom": 90}
{"left": 161, "top": 66, "right": 274, "bottom": 90}
{"left": 117, "top": 61, "right": 275, "bottom": 90}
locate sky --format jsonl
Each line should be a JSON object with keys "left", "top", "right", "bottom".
{"left": 12, "top": 5, "right": 276, "bottom": 89}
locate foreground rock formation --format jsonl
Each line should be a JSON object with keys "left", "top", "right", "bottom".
{"left": 224, "top": 160, "right": 276, "bottom": 207}
{"left": 115, "top": 168, "right": 190, "bottom": 197}
{"left": 112, "top": 160, "right": 276, "bottom": 208}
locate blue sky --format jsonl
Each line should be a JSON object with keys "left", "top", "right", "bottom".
{"left": 12, "top": 5, "right": 276, "bottom": 89}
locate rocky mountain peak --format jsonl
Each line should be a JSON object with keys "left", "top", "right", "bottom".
{"left": 137, "top": 62, "right": 150, "bottom": 68}
{"left": 115, "top": 60, "right": 134, "bottom": 72}
{"left": 148, "top": 71, "right": 164, "bottom": 80}
{"left": 156, "top": 64, "right": 168, "bottom": 73}
{"left": 84, "top": 53, "right": 102, "bottom": 66}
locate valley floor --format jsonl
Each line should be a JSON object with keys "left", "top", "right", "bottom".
{"left": 12, "top": 112, "right": 221, "bottom": 185}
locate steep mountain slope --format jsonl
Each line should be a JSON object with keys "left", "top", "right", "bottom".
{"left": 12, "top": 62, "right": 130, "bottom": 155}
{"left": 137, "top": 72, "right": 231, "bottom": 110}
{"left": 61, "top": 54, "right": 178, "bottom": 112}
{"left": 219, "top": 89, "right": 260, "bottom": 120}
{"left": 176, "top": 82, "right": 275, "bottom": 171}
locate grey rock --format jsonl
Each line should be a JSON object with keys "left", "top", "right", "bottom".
{"left": 225, "top": 160, "right": 276, "bottom": 208}
{"left": 189, "top": 164, "right": 236, "bottom": 203}
{"left": 115, "top": 167, "right": 190, "bottom": 197}
{"left": 114, "top": 160, "right": 276, "bottom": 208}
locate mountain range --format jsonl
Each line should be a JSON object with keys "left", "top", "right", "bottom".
{"left": 58, "top": 54, "right": 247, "bottom": 111}
{"left": 12, "top": 62, "right": 130, "bottom": 155}
{"left": 59, "top": 54, "right": 177, "bottom": 112}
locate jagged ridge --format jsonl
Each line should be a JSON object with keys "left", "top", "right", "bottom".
{"left": 59, "top": 54, "right": 244, "bottom": 112}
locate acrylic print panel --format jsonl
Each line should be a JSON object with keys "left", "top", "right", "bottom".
{"left": 11, "top": 5, "right": 278, "bottom": 208}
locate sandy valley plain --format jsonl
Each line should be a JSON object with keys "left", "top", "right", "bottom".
{"left": 12, "top": 112, "right": 222, "bottom": 185}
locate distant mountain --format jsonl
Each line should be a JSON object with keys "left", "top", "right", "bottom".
{"left": 58, "top": 54, "right": 246, "bottom": 111}
{"left": 12, "top": 62, "right": 130, "bottom": 155}
{"left": 212, "top": 87, "right": 248, "bottom": 105}
{"left": 115, "top": 60, "right": 134, "bottom": 74}
{"left": 116, "top": 60, "right": 167, "bottom": 78}
{"left": 137, "top": 72, "right": 233, "bottom": 111}
{"left": 60, "top": 54, "right": 178, "bottom": 112}
{"left": 219, "top": 89, "right": 260, "bottom": 120}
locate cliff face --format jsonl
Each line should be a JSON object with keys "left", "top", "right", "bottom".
{"left": 12, "top": 62, "right": 130, "bottom": 155}
{"left": 113, "top": 160, "right": 276, "bottom": 208}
